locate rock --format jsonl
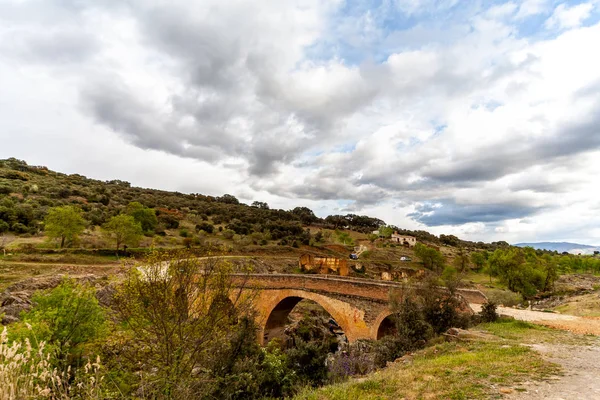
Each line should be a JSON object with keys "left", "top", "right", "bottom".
{"left": 444, "top": 327, "right": 494, "bottom": 340}
{"left": 1, "top": 314, "right": 19, "bottom": 325}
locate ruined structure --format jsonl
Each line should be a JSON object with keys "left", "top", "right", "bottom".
{"left": 380, "top": 268, "right": 426, "bottom": 281}
{"left": 390, "top": 233, "right": 417, "bottom": 247}
{"left": 298, "top": 254, "right": 349, "bottom": 276}
{"left": 231, "top": 274, "right": 487, "bottom": 345}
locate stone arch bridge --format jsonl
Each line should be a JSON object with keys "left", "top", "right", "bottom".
{"left": 231, "top": 274, "right": 487, "bottom": 345}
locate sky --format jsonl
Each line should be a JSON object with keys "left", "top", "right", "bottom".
{"left": 1, "top": 0, "right": 600, "bottom": 245}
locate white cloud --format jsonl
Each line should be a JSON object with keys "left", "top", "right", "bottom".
{"left": 545, "top": 2, "right": 595, "bottom": 30}
{"left": 516, "top": 0, "right": 550, "bottom": 19}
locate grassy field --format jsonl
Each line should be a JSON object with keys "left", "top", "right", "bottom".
{"left": 553, "top": 291, "right": 600, "bottom": 317}
{"left": 295, "top": 320, "right": 563, "bottom": 400}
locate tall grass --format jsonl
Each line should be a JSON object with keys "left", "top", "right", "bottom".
{"left": 0, "top": 326, "right": 103, "bottom": 399}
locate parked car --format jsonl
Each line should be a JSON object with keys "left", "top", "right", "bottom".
{"left": 400, "top": 256, "right": 412, "bottom": 262}
{"left": 349, "top": 253, "right": 358, "bottom": 260}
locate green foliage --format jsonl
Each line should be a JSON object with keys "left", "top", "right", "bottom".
{"left": 285, "top": 340, "right": 330, "bottom": 387}
{"left": 102, "top": 214, "right": 143, "bottom": 250}
{"left": 380, "top": 226, "right": 394, "bottom": 238}
{"left": 470, "top": 251, "right": 487, "bottom": 271}
{"left": 414, "top": 243, "right": 445, "bottom": 272}
{"left": 111, "top": 251, "right": 258, "bottom": 399}
{"left": 335, "top": 230, "right": 354, "bottom": 246}
{"left": 222, "top": 229, "right": 235, "bottom": 239}
{"left": 479, "top": 301, "right": 499, "bottom": 323}
{"left": 126, "top": 201, "right": 158, "bottom": 233}
{"left": 12, "top": 279, "right": 105, "bottom": 364}
{"left": 0, "top": 220, "right": 9, "bottom": 233}
{"left": 394, "top": 297, "right": 433, "bottom": 347}
{"left": 488, "top": 247, "right": 558, "bottom": 298}
{"left": 195, "top": 222, "right": 214, "bottom": 233}
{"left": 44, "top": 206, "right": 87, "bottom": 248}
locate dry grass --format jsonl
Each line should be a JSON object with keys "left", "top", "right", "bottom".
{"left": 295, "top": 320, "right": 563, "bottom": 400}
{"left": 553, "top": 291, "right": 600, "bottom": 317}
{"left": 0, "top": 326, "right": 103, "bottom": 399}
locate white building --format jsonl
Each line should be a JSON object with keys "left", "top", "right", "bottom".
{"left": 390, "top": 233, "right": 417, "bottom": 247}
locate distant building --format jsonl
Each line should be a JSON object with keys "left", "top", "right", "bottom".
{"left": 390, "top": 233, "right": 417, "bottom": 247}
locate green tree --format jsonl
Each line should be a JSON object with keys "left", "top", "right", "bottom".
{"left": 470, "top": 251, "right": 487, "bottom": 271}
{"left": 452, "top": 247, "right": 470, "bottom": 272}
{"left": 44, "top": 206, "right": 86, "bottom": 248}
{"left": 126, "top": 201, "right": 158, "bottom": 233}
{"left": 379, "top": 226, "right": 394, "bottom": 238}
{"left": 102, "top": 214, "right": 143, "bottom": 251}
{"left": 12, "top": 279, "right": 105, "bottom": 365}
{"left": 414, "top": 243, "right": 445, "bottom": 272}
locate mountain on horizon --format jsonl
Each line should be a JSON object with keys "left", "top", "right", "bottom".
{"left": 515, "top": 241, "right": 599, "bottom": 254}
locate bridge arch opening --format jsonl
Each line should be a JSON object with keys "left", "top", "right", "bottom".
{"left": 263, "top": 296, "right": 347, "bottom": 346}
{"left": 376, "top": 314, "right": 398, "bottom": 340}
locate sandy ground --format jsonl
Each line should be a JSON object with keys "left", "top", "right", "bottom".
{"left": 471, "top": 304, "right": 600, "bottom": 399}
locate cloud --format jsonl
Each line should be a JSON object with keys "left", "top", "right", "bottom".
{"left": 545, "top": 2, "right": 595, "bottom": 30}
{"left": 516, "top": 0, "right": 550, "bottom": 19}
{"left": 408, "top": 199, "right": 545, "bottom": 226}
{"left": 1, "top": 0, "right": 600, "bottom": 244}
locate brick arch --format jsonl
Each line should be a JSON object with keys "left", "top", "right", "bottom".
{"left": 256, "top": 289, "right": 369, "bottom": 345}
{"left": 372, "top": 309, "right": 395, "bottom": 340}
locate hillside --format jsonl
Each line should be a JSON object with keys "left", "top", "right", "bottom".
{"left": 0, "top": 157, "right": 507, "bottom": 253}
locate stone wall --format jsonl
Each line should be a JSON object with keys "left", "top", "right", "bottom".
{"left": 298, "top": 254, "right": 349, "bottom": 276}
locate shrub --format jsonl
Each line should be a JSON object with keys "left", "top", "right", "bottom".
{"left": 480, "top": 301, "right": 499, "bottom": 323}
{"left": 222, "top": 229, "right": 235, "bottom": 239}
{"left": 195, "top": 222, "right": 214, "bottom": 234}
{"left": 328, "top": 344, "right": 377, "bottom": 382}
{"left": 11, "top": 279, "right": 106, "bottom": 365}
{"left": 486, "top": 289, "right": 523, "bottom": 307}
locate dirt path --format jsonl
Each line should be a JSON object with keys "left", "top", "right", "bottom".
{"left": 470, "top": 304, "right": 600, "bottom": 335}
{"left": 507, "top": 343, "right": 600, "bottom": 399}
{"left": 470, "top": 304, "right": 600, "bottom": 399}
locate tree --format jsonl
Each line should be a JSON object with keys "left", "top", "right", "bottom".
{"left": 251, "top": 201, "right": 269, "bottom": 209}
{"left": 112, "top": 251, "right": 256, "bottom": 398}
{"left": 126, "top": 201, "right": 158, "bottom": 233}
{"left": 378, "top": 226, "right": 394, "bottom": 238}
{"left": 452, "top": 247, "right": 470, "bottom": 272}
{"left": 216, "top": 194, "right": 240, "bottom": 204}
{"left": 102, "top": 214, "right": 143, "bottom": 251}
{"left": 44, "top": 206, "right": 86, "bottom": 248}
{"left": 291, "top": 207, "right": 319, "bottom": 225}
{"left": 470, "top": 251, "right": 487, "bottom": 271}
{"left": 414, "top": 243, "right": 445, "bottom": 272}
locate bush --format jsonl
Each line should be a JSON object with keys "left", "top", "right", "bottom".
{"left": 11, "top": 279, "right": 106, "bottom": 365}
{"left": 195, "top": 222, "right": 214, "bottom": 234}
{"left": 328, "top": 344, "right": 377, "bottom": 381}
{"left": 486, "top": 289, "right": 523, "bottom": 307}
{"left": 222, "top": 229, "right": 235, "bottom": 239}
{"left": 480, "top": 301, "right": 499, "bottom": 323}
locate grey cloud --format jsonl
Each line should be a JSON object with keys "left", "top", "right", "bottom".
{"left": 408, "top": 199, "right": 545, "bottom": 226}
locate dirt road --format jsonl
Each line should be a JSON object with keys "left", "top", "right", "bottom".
{"left": 470, "top": 304, "right": 600, "bottom": 399}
